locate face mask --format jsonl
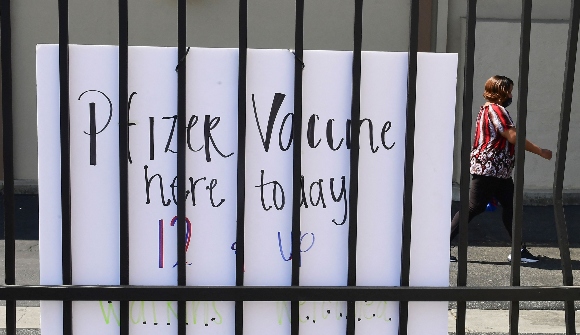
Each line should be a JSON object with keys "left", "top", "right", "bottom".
{"left": 502, "top": 97, "right": 512, "bottom": 107}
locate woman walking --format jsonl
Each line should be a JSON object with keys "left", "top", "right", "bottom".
{"left": 450, "top": 75, "right": 552, "bottom": 263}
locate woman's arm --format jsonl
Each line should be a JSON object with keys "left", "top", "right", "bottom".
{"left": 500, "top": 127, "right": 553, "bottom": 160}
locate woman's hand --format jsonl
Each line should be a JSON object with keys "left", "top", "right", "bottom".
{"left": 540, "top": 148, "right": 553, "bottom": 160}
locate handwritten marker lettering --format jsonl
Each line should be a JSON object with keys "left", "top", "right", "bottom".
{"left": 149, "top": 117, "right": 155, "bottom": 160}
{"left": 204, "top": 115, "right": 234, "bottom": 162}
{"left": 277, "top": 231, "right": 315, "bottom": 263}
{"left": 127, "top": 91, "right": 137, "bottom": 164}
{"left": 78, "top": 90, "right": 113, "bottom": 166}
{"left": 144, "top": 166, "right": 224, "bottom": 208}
{"left": 89, "top": 103, "right": 97, "bottom": 165}
{"left": 252, "top": 93, "right": 287, "bottom": 152}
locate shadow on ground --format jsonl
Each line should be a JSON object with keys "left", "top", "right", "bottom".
{"left": 0, "top": 194, "right": 39, "bottom": 240}
{"left": 450, "top": 201, "right": 580, "bottom": 247}
{"left": 467, "top": 255, "right": 580, "bottom": 270}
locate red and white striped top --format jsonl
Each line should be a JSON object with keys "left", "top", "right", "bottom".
{"left": 469, "top": 103, "right": 515, "bottom": 179}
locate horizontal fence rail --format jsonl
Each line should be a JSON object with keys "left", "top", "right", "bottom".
{"left": 1, "top": 286, "right": 580, "bottom": 302}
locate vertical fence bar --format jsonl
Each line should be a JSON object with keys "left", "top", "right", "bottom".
{"left": 291, "top": 0, "right": 305, "bottom": 334}
{"left": 58, "top": 0, "right": 73, "bottom": 333}
{"left": 236, "top": 0, "right": 248, "bottom": 334}
{"left": 118, "top": 0, "right": 130, "bottom": 334}
{"left": 398, "top": 0, "right": 420, "bottom": 334}
{"left": 1, "top": 0, "right": 16, "bottom": 333}
{"left": 553, "top": 0, "right": 580, "bottom": 334}
{"left": 509, "top": 1, "right": 532, "bottom": 334}
{"left": 347, "top": 0, "right": 364, "bottom": 334}
{"left": 177, "top": 0, "right": 187, "bottom": 334}
{"left": 456, "top": 1, "right": 477, "bottom": 334}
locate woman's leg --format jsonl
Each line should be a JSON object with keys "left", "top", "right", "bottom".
{"left": 494, "top": 177, "right": 538, "bottom": 262}
{"left": 494, "top": 177, "right": 514, "bottom": 239}
{"left": 450, "top": 175, "right": 494, "bottom": 242}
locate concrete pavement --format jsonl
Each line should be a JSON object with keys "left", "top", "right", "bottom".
{"left": 449, "top": 309, "right": 580, "bottom": 334}
{"left": 0, "top": 307, "right": 40, "bottom": 329}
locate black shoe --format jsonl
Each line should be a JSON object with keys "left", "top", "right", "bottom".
{"left": 450, "top": 255, "right": 457, "bottom": 262}
{"left": 507, "top": 247, "right": 539, "bottom": 263}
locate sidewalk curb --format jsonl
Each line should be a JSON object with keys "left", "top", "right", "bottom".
{"left": 0, "top": 180, "right": 38, "bottom": 195}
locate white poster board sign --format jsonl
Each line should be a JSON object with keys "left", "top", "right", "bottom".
{"left": 37, "top": 45, "right": 457, "bottom": 335}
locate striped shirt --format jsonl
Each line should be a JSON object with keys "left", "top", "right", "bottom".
{"left": 469, "top": 103, "right": 515, "bottom": 179}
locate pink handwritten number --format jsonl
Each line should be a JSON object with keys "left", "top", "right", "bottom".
{"left": 158, "top": 216, "right": 193, "bottom": 268}
{"left": 159, "top": 219, "right": 164, "bottom": 268}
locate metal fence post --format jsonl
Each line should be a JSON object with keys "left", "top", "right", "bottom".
{"left": 553, "top": 1, "right": 580, "bottom": 334}
{"left": 1, "top": 0, "right": 16, "bottom": 333}
{"left": 456, "top": 1, "right": 477, "bottom": 334}
{"left": 399, "top": 0, "right": 420, "bottom": 334}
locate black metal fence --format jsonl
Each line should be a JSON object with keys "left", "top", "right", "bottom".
{"left": 1, "top": 0, "right": 579, "bottom": 335}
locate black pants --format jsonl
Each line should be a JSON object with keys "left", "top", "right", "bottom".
{"left": 450, "top": 174, "right": 517, "bottom": 243}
